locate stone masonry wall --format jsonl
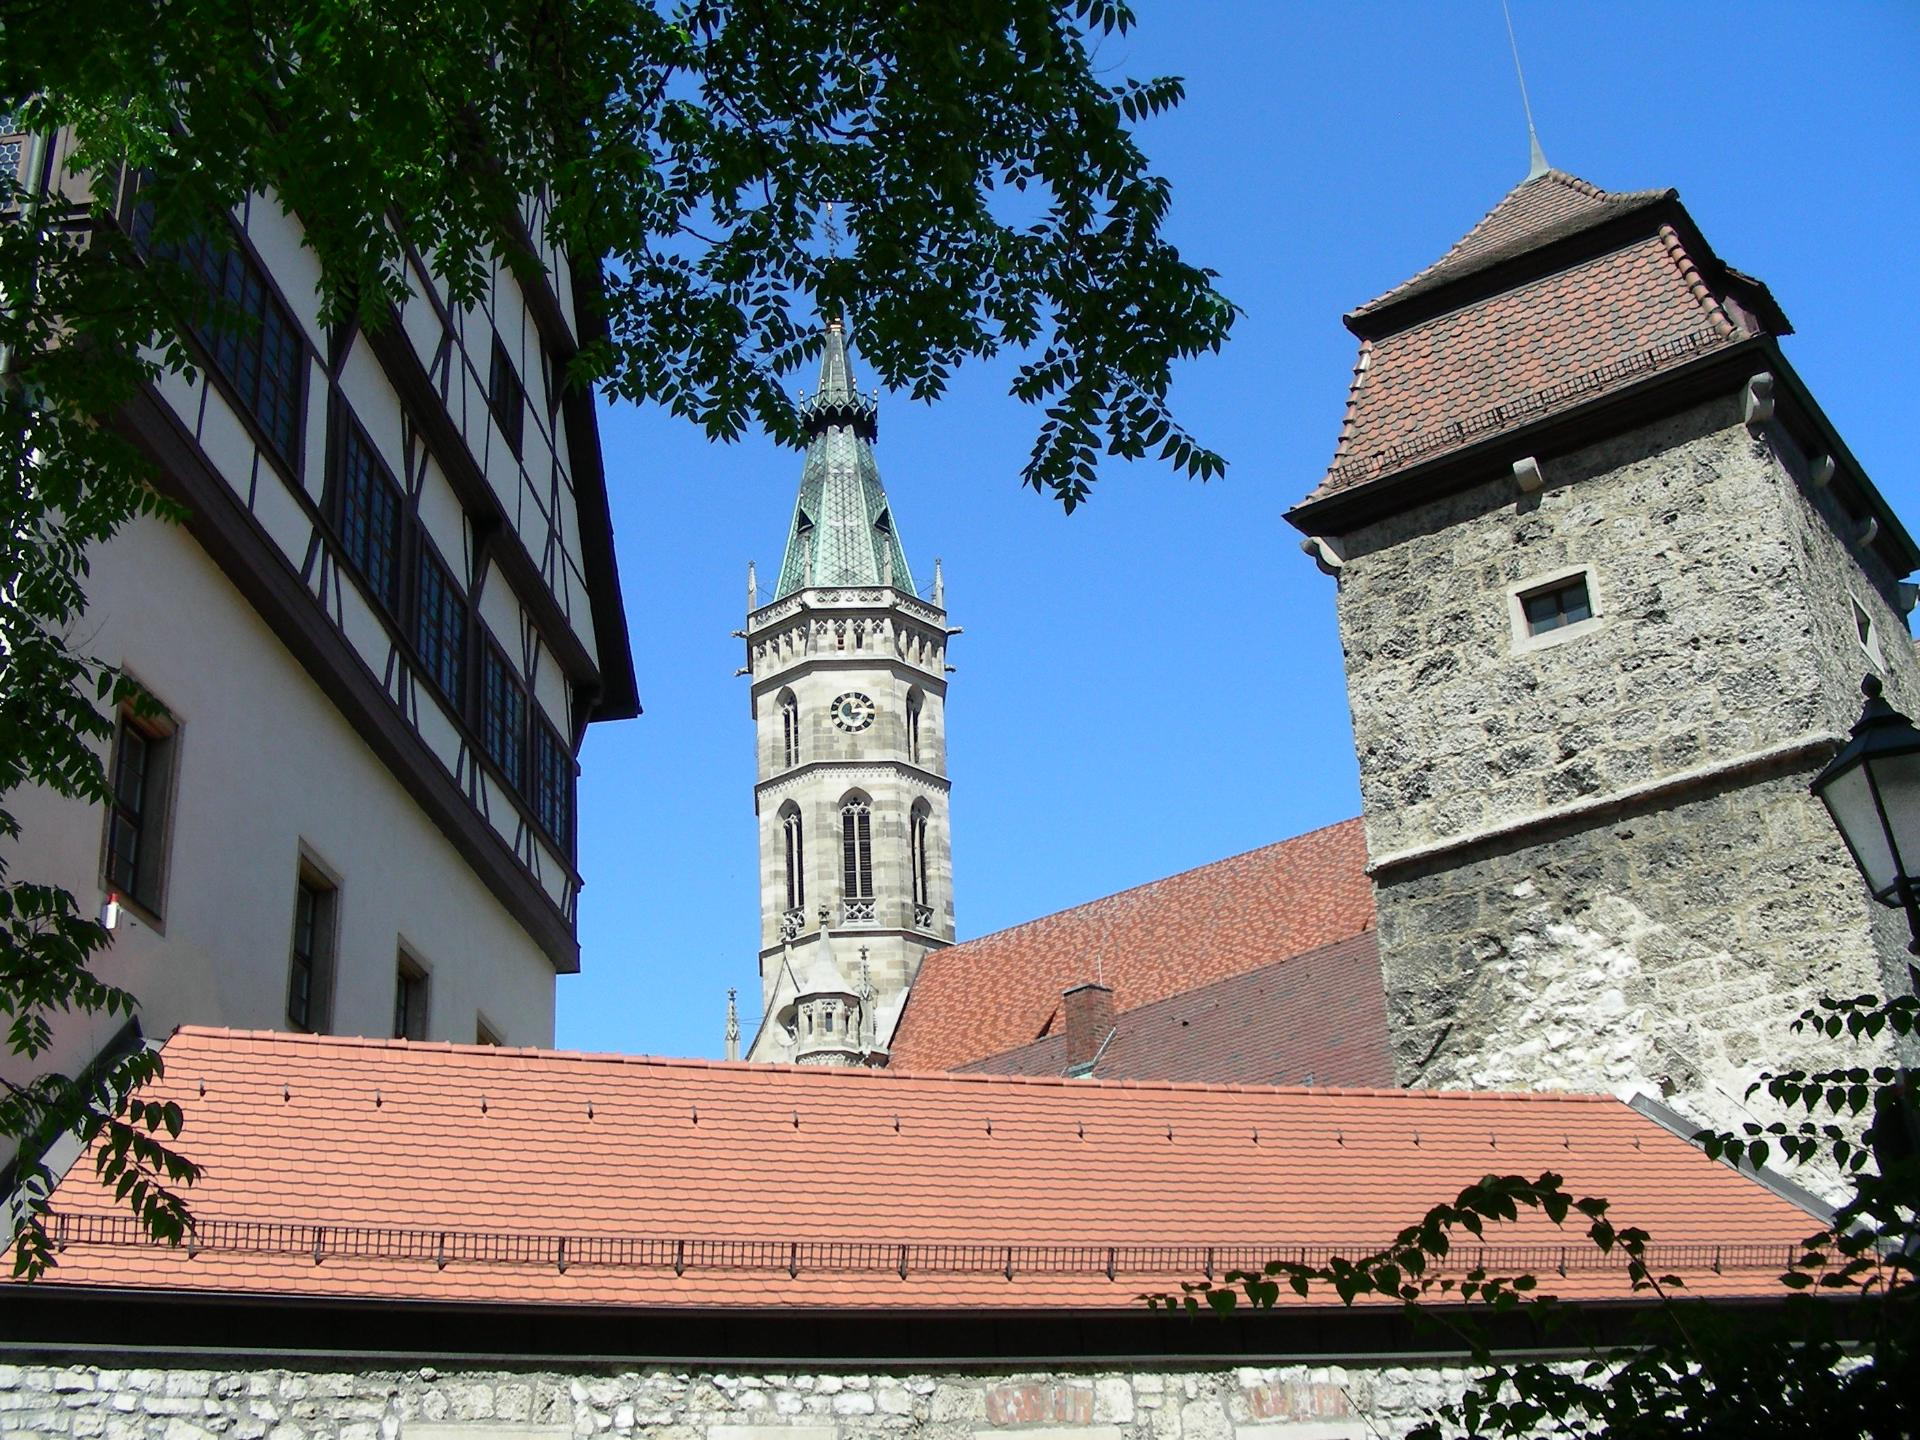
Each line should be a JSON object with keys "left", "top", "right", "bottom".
{"left": 1335, "top": 396, "right": 1920, "bottom": 861}
{"left": 0, "top": 1359, "right": 1511, "bottom": 1440}
{"left": 1331, "top": 393, "right": 1919, "bottom": 1135}
{"left": 1375, "top": 764, "right": 1892, "bottom": 1142}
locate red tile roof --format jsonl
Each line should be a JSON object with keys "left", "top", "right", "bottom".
{"left": 888, "top": 818, "right": 1376, "bottom": 1072}
{"left": 1350, "top": 170, "right": 1671, "bottom": 320}
{"left": 31, "top": 1028, "right": 1817, "bottom": 1309}
{"left": 957, "top": 931, "right": 1393, "bottom": 1088}
{"left": 1304, "top": 171, "right": 1775, "bottom": 505}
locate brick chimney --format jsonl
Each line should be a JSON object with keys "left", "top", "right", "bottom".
{"left": 1062, "top": 982, "right": 1115, "bottom": 1074}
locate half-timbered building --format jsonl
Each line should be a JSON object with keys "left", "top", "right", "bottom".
{"left": 2, "top": 122, "right": 636, "bottom": 1088}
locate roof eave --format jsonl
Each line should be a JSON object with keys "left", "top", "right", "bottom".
{"left": 1288, "top": 335, "right": 1920, "bottom": 579}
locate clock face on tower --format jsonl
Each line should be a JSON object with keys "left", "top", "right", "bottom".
{"left": 830, "top": 691, "right": 877, "bottom": 733}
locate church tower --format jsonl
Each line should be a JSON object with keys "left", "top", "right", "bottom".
{"left": 740, "top": 321, "right": 956, "bottom": 1065}
{"left": 1290, "top": 164, "right": 1920, "bottom": 1133}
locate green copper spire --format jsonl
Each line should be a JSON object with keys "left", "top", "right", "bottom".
{"left": 773, "top": 321, "right": 915, "bottom": 599}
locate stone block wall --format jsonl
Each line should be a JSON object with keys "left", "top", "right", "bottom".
{"left": 1329, "top": 391, "right": 1919, "bottom": 1132}
{"left": 0, "top": 1358, "right": 1514, "bottom": 1440}
{"left": 1334, "top": 396, "right": 1920, "bottom": 863}
{"left": 1374, "top": 763, "right": 1898, "bottom": 1137}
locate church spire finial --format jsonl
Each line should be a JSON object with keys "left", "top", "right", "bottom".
{"left": 773, "top": 320, "right": 913, "bottom": 598}
{"left": 1501, "top": 0, "right": 1550, "bottom": 179}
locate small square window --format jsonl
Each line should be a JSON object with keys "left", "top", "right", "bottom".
{"left": 1520, "top": 576, "right": 1593, "bottom": 636}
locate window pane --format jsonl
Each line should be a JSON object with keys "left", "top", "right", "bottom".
{"left": 1522, "top": 577, "right": 1591, "bottom": 637}
{"left": 415, "top": 550, "right": 467, "bottom": 702}
{"left": 337, "top": 423, "right": 402, "bottom": 610}
{"left": 481, "top": 647, "right": 526, "bottom": 790}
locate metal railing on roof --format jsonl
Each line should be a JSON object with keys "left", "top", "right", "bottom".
{"left": 47, "top": 1212, "right": 1798, "bottom": 1282}
{"left": 1326, "top": 328, "right": 1728, "bottom": 490}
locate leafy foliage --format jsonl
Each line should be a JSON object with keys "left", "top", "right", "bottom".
{"left": 1148, "top": 994, "right": 1919, "bottom": 1436}
{"left": 2, "top": 2, "right": 1229, "bottom": 1269}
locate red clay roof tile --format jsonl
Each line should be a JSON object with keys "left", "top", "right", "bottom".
{"left": 29, "top": 1027, "right": 1819, "bottom": 1309}
{"left": 1303, "top": 171, "right": 1770, "bottom": 506}
{"left": 1350, "top": 170, "right": 1672, "bottom": 320}
{"left": 888, "top": 819, "right": 1376, "bottom": 1072}
{"left": 957, "top": 931, "right": 1393, "bottom": 1087}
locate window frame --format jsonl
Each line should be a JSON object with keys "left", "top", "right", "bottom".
{"left": 530, "top": 715, "right": 575, "bottom": 850}
{"left": 327, "top": 404, "right": 406, "bottom": 615}
{"left": 488, "top": 333, "right": 526, "bottom": 460}
{"left": 394, "top": 950, "right": 431, "bottom": 1041}
{"left": 778, "top": 689, "right": 800, "bottom": 769}
{"left": 840, "top": 796, "right": 874, "bottom": 900}
{"left": 131, "top": 206, "right": 310, "bottom": 479}
{"left": 286, "top": 856, "right": 339, "bottom": 1034}
{"left": 101, "top": 702, "right": 180, "bottom": 926}
{"left": 909, "top": 801, "right": 931, "bottom": 910}
{"left": 1508, "top": 565, "right": 1602, "bottom": 654}
{"left": 413, "top": 537, "right": 470, "bottom": 709}
{"left": 781, "top": 803, "right": 806, "bottom": 912}
{"left": 479, "top": 640, "right": 529, "bottom": 793}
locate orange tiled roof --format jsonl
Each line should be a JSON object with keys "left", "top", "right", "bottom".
{"left": 888, "top": 818, "right": 1375, "bottom": 1072}
{"left": 955, "top": 931, "right": 1393, "bottom": 1087}
{"left": 31, "top": 1028, "right": 1816, "bottom": 1309}
{"left": 1305, "top": 171, "right": 1778, "bottom": 504}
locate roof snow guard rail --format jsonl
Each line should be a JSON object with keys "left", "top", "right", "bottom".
{"left": 1326, "top": 328, "right": 1727, "bottom": 488}
{"left": 46, "top": 1213, "right": 1795, "bottom": 1281}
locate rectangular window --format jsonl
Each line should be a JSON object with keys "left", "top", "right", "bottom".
{"left": 141, "top": 223, "right": 305, "bottom": 467}
{"left": 287, "top": 867, "right": 337, "bottom": 1033}
{"left": 414, "top": 546, "right": 468, "bottom": 704}
{"left": 480, "top": 643, "right": 527, "bottom": 791}
{"left": 1520, "top": 575, "right": 1593, "bottom": 636}
{"left": 394, "top": 954, "right": 429, "bottom": 1041}
{"left": 488, "top": 335, "right": 525, "bottom": 459}
{"left": 332, "top": 418, "right": 404, "bottom": 612}
{"left": 530, "top": 717, "right": 573, "bottom": 848}
{"left": 103, "top": 710, "right": 176, "bottom": 919}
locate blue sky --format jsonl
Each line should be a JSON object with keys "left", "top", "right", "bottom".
{"left": 563, "top": 2, "right": 1920, "bottom": 1059}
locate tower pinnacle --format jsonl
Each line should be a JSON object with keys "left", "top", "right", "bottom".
{"left": 774, "top": 323, "right": 913, "bottom": 598}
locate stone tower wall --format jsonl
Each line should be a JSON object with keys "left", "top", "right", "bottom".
{"left": 744, "top": 588, "right": 955, "bottom": 1060}
{"left": 1332, "top": 394, "right": 1918, "bottom": 1132}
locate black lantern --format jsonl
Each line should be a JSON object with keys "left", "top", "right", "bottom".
{"left": 1812, "top": 675, "right": 1920, "bottom": 952}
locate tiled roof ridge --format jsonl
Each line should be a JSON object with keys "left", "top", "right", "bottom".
{"left": 934, "top": 816, "right": 1372, "bottom": 952}
{"left": 1350, "top": 169, "right": 1675, "bottom": 321}
{"left": 1656, "top": 222, "right": 1741, "bottom": 339}
{"left": 165, "top": 1025, "right": 1617, "bottom": 1105}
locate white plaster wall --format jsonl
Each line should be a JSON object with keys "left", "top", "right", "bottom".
{"left": 2, "top": 514, "right": 559, "bottom": 1089}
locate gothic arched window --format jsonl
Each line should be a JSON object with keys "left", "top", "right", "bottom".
{"left": 906, "top": 688, "right": 924, "bottom": 764}
{"left": 840, "top": 795, "right": 874, "bottom": 899}
{"left": 780, "top": 803, "right": 805, "bottom": 912}
{"left": 778, "top": 689, "right": 800, "bottom": 769}
{"left": 910, "top": 800, "right": 932, "bottom": 909}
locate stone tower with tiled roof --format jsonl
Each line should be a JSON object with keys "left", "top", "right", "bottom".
{"left": 740, "top": 321, "right": 956, "bottom": 1064}
{"left": 1289, "top": 164, "right": 1920, "bottom": 1135}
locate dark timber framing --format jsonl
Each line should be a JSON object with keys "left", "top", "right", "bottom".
{"left": 115, "top": 384, "right": 583, "bottom": 973}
